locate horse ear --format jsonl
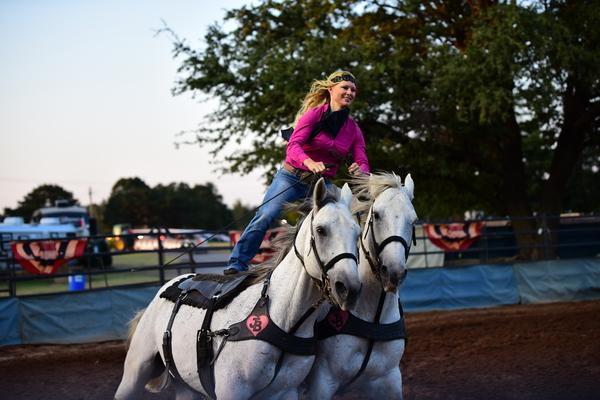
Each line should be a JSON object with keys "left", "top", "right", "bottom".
{"left": 340, "top": 183, "right": 353, "bottom": 210}
{"left": 404, "top": 173, "right": 414, "bottom": 200}
{"left": 312, "top": 178, "right": 328, "bottom": 210}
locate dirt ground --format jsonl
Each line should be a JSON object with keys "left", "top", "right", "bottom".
{"left": 1, "top": 300, "right": 599, "bottom": 400}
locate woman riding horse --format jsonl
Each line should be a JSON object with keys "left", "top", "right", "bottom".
{"left": 224, "top": 70, "right": 370, "bottom": 275}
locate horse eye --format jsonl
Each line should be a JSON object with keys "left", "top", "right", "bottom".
{"left": 316, "top": 226, "right": 327, "bottom": 236}
{"left": 373, "top": 211, "right": 380, "bottom": 220}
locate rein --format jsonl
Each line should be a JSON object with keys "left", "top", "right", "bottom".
{"left": 162, "top": 167, "right": 328, "bottom": 268}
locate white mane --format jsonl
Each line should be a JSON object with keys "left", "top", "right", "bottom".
{"left": 351, "top": 172, "right": 407, "bottom": 219}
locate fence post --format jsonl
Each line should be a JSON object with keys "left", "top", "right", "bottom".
{"left": 85, "top": 239, "right": 93, "bottom": 290}
{"left": 541, "top": 214, "right": 550, "bottom": 260}
{"left": 482, "top": 220, "right": 489, "bottom": 263}
{"left": 9, "top": 252, "right": 16, "bottom": 297}
{"left": 157, "top": 228, "right": 165, "bottom": 285}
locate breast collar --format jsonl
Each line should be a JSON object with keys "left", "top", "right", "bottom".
{"left": 226, "top": 271, "right": 319, "bottom": 355}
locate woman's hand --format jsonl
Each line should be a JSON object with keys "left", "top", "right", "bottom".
{"left": 348, "top": 162, "right": 365, "bottom": 176}
{"left": 303, "top": 158, "right": 327, "bottom": 174}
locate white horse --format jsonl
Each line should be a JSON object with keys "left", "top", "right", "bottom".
{"left": 115, "top": 178, "right": 362, "bottom": 400}
{"left": 305, "top": 172, "right": 417, "bottom": 399}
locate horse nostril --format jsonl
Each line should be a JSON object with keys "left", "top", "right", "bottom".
{"left": 347, "top": 286, "right": 360, "bottom": 307}
{"left": 335, "top": 281, "right": 348, "bottom": 298}
{"left": 389, "top": 272, "right": 399, "bottom": 287}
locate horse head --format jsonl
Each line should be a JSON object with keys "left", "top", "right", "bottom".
{"left": 354, "top": 173, "right": 417, "bottom": 293}
{"left": 298, "top": 178, "right": 361, "bottom": 310}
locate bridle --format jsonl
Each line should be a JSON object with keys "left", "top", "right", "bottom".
{"left": 293, "top": 202, "right": 359, "bottom": 303}
{"left": 359, "top": 196, "right": 416, "bottom": 284}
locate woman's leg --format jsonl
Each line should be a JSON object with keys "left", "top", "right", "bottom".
{"left": 225, "top": 169, "right": 310, "bottom": 273}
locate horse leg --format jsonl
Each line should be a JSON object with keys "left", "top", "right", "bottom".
{"left": 174, "top": 381, "right": 204, "bottom": 400}
{"left": 304, "top": 358, "right": 339, "bottom": 400}
{"left": 115, "top": 315, "right": 165, "bottom": 399}
{"left": 261, "top": 389, "right": 299, "bottom": 400}
{"left": 358, "top": 367, "right": 403, "bottom": 400}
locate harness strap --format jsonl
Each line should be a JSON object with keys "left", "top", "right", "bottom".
{"left": 265, "top": 296, "right": 323, "bottom": 393}
{"left": 226, "top": 276, "right": 321, "bottom": 396}
{"left": 359, "top": 231, "right": 379, "bottom": 279}
{"left": 197, "top": 293, "right": 219, "bottom": 400}
{"left": 162, "top": 290, "right": 188, "bottom": 383}
{"left": 161, "top": 278, "right": 230, "bottom": 400}
{"left": 315, "top": 291, "right": 407, "bottom": 386}
{"left": 316, "top": 302, "right": 406, "bottom": 341}
{"left": 346, "top": 289, "right": 386, "bottom": 386}
{"left": 226, "top": 298, "right": 318, "bottom": 355}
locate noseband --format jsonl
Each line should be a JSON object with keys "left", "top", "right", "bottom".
{"left": 294, "top": 206, "right": 358, "bottom": 301}
{"left": 359, "top": 203, "right": 416, "bottom": 284}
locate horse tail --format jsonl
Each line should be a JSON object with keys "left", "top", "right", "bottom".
{"left": 123, "top": 307, "right": 172, "bottom": 393}
{"left": 126, "top": 308, "right": 146, "bottom": 350}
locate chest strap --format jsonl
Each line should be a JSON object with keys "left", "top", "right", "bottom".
{"left": 226, "top": 295, "right": 317, "bottom": 355}
{"left": 315, "top": 306, "right": 406, "bottom": 341}
{"left": 226, "top": 276, "right": 321, "bottom": 395}
{"left": 315, "top": 291, "right": 406, "bottom": 386}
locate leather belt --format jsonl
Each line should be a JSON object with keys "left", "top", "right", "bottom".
{"left": 283, "top": 162, "right": 313, "bottom": 181}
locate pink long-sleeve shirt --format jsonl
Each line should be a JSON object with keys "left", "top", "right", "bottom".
{"left": 285, "top": 104, "right": 370, "bottom": 178}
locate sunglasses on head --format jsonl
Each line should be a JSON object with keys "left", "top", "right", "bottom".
{"left": 331, "top": 74, "right": 356, "bottom": 84}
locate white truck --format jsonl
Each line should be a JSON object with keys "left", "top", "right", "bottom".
{"left": 31, "top": 200, "right": 91, "bottom": 237}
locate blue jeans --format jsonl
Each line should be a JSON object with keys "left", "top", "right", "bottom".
{"left": 228, "top": 168, "right": 327, "bottom": 271}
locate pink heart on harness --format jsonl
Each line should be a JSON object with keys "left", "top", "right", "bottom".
{"left": 327, "top": 309, "right": 349, "bottom": 332}
{"left": 246, "top": 314, "right": 269, "bottom": 336}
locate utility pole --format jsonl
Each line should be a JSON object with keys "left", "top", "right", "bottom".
{"left": 88, "top": 187, "right": 95, "bottom": 218}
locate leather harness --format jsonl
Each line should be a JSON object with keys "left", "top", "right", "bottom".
{"left": 313, "top": 202, "right": 415, "bottom": 385}
{"left": 160, "top": 207, "right": 359, "bottom": 399}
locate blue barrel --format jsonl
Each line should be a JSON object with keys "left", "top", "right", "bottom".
{"left": 68, "top": 274, "right": 86, "bottom": 291}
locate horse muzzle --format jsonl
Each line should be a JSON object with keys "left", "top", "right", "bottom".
{"left": 381, "top": 265, "right": 408, "bottom": 293}
{"left": 330, "top": 268, "right": 362, "bottom": 311}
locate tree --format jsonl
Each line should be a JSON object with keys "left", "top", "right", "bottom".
{"left": 231, "top": 200, "right": 254, "bottom": 229}
{"left": 103, "top": 178, "right": 233, "bottom": 230}
{"left": 170, "top": 0, "right": 599, "bottom": 259}
{"left": 3, "top": 184, "right": 76, "bottom": 222}
{"left": 150, "top": 182, "right": 233, "bottom": 229}
{"left": 103, "top": 178, "right": 152, "bottom": 227}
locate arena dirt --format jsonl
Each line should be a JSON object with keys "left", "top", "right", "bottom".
{"left": 1, "top": 300, "right": 599, "bottom": 399}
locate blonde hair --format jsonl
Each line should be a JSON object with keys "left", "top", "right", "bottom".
{"left": 293, "top": 70, "right": 357, "bottom": 126}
